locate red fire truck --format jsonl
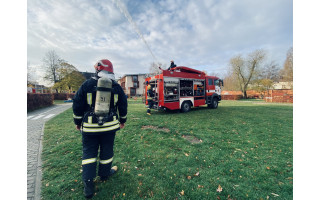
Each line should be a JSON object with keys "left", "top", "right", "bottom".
{"left": 144, "top": 66, "right": 223, "bottom": 112}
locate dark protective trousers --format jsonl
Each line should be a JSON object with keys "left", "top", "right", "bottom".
{"left": 147, "top": 99, "right": 154, "bottom": 113}
{"left": 82, "top": 132, "right": 116, "bottom": 181}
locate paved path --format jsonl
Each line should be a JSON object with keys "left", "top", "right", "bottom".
{"left": 27, "top": 103, "right": 72, "bottom": 200}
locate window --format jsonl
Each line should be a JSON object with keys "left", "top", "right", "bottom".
{"left": 133, "top": 82, "right": 139, "bottom": 88}
{"left": 214, "top": 79, "right": 219, "bottom": 86}
{"left": 132, "top": 75, "right": 138, "bottom": 82}
{"left": 208, "top": 79, "right": 213, "bottom": 85}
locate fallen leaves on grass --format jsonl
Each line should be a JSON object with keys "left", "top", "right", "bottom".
{"left": 217, "top": 185, "right": 223, "bottom": 193}
{"left": 271, "top": 193, "right": 279, "bottom": 197}
{"left": 184, "top": 153, "right": 189, "bottom": 157}
{"left": 179, "top": 190, "right": 185, "bottom": 196}
{"left": 194, "top": 171, "right": 200, "bottom": 176}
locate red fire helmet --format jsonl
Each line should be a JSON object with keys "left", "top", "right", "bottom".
{"left": 94, "top": 59, "right": 114, "bottom": 74}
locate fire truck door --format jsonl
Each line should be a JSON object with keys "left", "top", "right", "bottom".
{"left": 206, "top": 78, "right": 215, "bottom": 93}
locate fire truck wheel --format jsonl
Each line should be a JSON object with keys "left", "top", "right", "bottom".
{"left": 212, "top": 97, "right": 218, "bottom": 109}
{"left": 181, "top": 101, "right": 191, "bottom": 113}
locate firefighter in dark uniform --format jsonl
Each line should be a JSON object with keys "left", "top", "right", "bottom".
{"left": 73, "top": 59, "right": 127, "bottom": 198}
{"left": 167, "top": 60, "right": 176, "bottom": 70}
{"left": 146, "top": 81, "right": 154, "bottom": 115}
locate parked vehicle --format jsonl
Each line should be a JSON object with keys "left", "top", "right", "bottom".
{"left": 144, "top": 66, "right": 223, "bottom": 112}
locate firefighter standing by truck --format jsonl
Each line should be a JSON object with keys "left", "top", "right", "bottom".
{"left": 73, "top": 59, "right": 127, "bottom": 199}
{"left": 146, "top": 81, "right": 154, "bottom": 115}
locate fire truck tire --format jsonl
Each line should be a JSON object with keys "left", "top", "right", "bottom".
{"left": 211, "top": 97, "right": 218, "bottom": 109}
{"left": 181, "top": 101, "right": 191, "bottom": 113}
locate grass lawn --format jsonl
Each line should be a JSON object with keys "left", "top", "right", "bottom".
{"left": 42, "top": 99, "right": 293, "bottom": 200}
{"left": 53, "top": 100, "right": 69, "bottom": 104}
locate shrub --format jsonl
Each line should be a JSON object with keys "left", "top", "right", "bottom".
{"left": 27, "top": 93, "right": 53, "bottom": 112}
{"left": 53, "top": 93, "right": 75, "bottom": 100}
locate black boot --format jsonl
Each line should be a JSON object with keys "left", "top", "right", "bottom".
{"left": 100, "top": 166, "right": 118, "bottom": 181}
{"left": 83, "top": 179, "right": 94, "bottom": 199}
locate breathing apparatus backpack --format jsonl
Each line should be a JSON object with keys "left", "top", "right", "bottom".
{"left": 94, "top": 77, "right": 113, "bottom": 125}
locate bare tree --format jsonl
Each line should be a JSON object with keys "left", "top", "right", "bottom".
{"left": 209, "top": 71, "right": 221, "bottom": 77}
{"left": 222, "top": 67, "right": 240, "bottom": 91}
{"left": 27, "top": 61, "right": 39, "bottom": 85}
{"left": 259, "top": 61, "right": 281, "bottom": 81}
{"left": 42, "top": 50, "right": 61, "bottom": 84}
{"left": 280, "top": 47, "right": 293, "bottom": 82}
{"left": 149, "top": 62, "right": 165, "bottom": 75}
{"left": 230, "top": 49, "right": 266, "bottom": 98}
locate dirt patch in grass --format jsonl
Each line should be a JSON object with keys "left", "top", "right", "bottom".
{"left": 182, "top": 135, "right": 203, "bottom": 144}
{"left": 141, "top": 125, "right": 170, "bottom": 133}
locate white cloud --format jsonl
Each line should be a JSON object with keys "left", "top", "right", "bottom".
{"left": 28, "top": 0, "right": 292, "bottom": 85}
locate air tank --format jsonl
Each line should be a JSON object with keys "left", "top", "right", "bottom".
{"left": 94, "top": 77, "right": 112, "bottom": 125}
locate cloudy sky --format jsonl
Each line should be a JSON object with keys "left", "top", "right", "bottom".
{"left": 27, "top": 0, "right": 292, "bottom": 85}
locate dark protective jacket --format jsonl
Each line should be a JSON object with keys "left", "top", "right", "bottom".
{"left": 147, "top": 87, "right": 154, "bottom": 100}
{"left": 73, "top": 77, "right": 127, "bottom": 135}
{"left": 167, "top": 62, "right": 176, "bottom": 70}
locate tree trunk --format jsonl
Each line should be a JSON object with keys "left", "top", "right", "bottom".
{"left": 243, "top": 90, "right": 247, "bottom": 99}
{"left": 242, "top": 84, "right": 248, "bottom": 99}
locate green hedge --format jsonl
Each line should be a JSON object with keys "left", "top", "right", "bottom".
{"left": 27, "top": 93, "right": 53, "bottom": 112}
{"left": 53, "top": 93, "right": 75, "bottom": 100}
